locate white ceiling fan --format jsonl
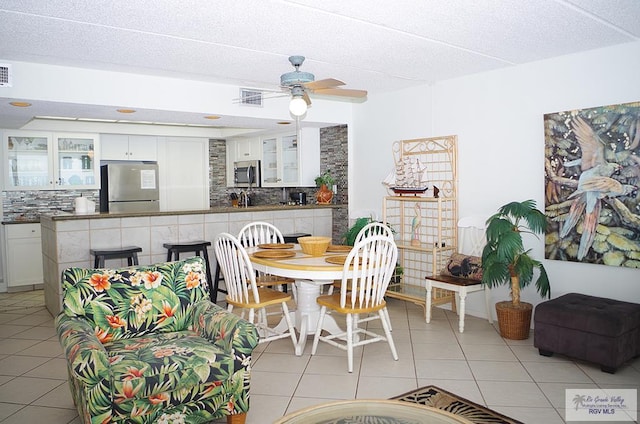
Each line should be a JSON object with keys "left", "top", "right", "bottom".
{"left": 280, "top": 55, "right": 368, "bottom": 116}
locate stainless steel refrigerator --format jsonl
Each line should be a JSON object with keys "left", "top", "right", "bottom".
{"left": 100, "top": 162, "right": 160, "bottom": 213}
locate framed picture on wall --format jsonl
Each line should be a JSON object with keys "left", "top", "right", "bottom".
{"left": 544, "top": 101, "right": 640, "bottom": 267}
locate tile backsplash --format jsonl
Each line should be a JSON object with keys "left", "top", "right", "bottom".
{"left": 2, "top": 190, "right": 98, "bottom": 222}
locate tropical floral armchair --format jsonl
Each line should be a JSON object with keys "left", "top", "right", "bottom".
{"left": 55, "top": 256, "right": 259, "bottom": 424}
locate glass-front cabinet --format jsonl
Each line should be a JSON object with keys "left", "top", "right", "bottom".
{"left": 55, "top": 133, "right": 98, "bottom": 187}
{"left": 280, "top": 135, "right": 299, "bottom": 185}
{"left": 261, "top": 136, "right": 279, "bottom": 185}
{"left": 262, "top": 134, "right": 299, "bottom": 187}
{"left": 260, "top": 128, "right": 319, "bottom": 187}
{"left": 4, "top": 130, "right": 100, "bottom": 190}
{"left": 5, "top": 132, "right": 51, "bottom": 189}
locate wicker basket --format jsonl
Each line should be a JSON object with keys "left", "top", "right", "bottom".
{"left": 297, "top": 236, "right": 331, "bottom": 256}
{"left": 495, "top": 301, "right": 533, "bottom": 340}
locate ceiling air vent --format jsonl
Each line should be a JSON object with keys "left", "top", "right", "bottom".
{"left": 239, "top": 88, "right": 263, "bottom": 107}
{"left": 0, "top": 64, "right": 12, "bottom": 87}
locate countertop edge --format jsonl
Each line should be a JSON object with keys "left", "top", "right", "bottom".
{"left": 19, "top": 203, "right": 345, "bottom": 223}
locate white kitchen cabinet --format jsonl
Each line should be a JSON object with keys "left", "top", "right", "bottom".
{"left": 235, "top": 137, "right": 261, "bottom": 160}
{"left": 157, "top": 137, "right": 210, "bottom": 210}
{"left": 4, "top": 223, "right": 44, "bottom": 289}
{"left": 261, "top": 128, "right": 320, "bottom": 187}
{"left": 298, "top": 128, "right": 321, "bottom": 186}
{"left": 101, "top": 134, "right": 157, "bottom": 161}
{"left": 3, "top": 130, "right": 100, "bottom": 190}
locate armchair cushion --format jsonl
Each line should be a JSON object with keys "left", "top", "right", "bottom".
{"left": 60, "top": 257, "right": 209, "bottom": 341}
{"left": 56, "top": 257, "right": 259, "bottom": 424}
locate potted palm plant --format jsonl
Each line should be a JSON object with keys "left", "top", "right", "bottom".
{"left": 481, "top": 199, "right": 551, "bottom": 340}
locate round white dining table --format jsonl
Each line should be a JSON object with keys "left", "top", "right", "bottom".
{"left": 248, "top": 245, "right": 349, "bottom": 355}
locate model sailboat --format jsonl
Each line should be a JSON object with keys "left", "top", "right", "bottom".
{"left": 383, "top": 157, "right": 429, "bottom": 195}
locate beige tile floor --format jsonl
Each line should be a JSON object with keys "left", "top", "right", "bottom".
{"left": 0, "top": 290, "right": 638, "bottom": 423}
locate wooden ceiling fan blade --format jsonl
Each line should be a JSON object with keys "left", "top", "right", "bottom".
{"left": 304, "top": 78, "right": 345, "bottom": 90}
{"left": 303, "top": 91, "right": 312, "bottom": 105}
{"left": 314, "top": 88, "right": 368, "bottom": 98}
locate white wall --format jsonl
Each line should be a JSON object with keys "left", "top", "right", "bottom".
{"left": 351, "top": 84, "right": 435, "bottom": 219}
{"left": 352, "top": 41, "right": 640, "bottom": 318}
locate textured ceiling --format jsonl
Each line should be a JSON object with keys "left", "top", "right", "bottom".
{"left": 0, "top": 0, "right": 639, "bottom": 129}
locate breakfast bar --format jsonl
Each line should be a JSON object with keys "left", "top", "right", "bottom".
{"left": 40, "top": 204, "right": 339, "bottom": 315}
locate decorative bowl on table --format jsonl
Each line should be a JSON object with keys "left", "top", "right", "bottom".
{"left": 297, "top": 236, "right": 331, "bottom": 256}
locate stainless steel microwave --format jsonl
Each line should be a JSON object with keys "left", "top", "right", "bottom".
{"left": 233, "top": 160, "right": 261, "bottom": 187}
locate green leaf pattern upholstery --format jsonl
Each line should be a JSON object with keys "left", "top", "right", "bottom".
{"left": 56, "top": 256, "right": 259, "bottom": 424}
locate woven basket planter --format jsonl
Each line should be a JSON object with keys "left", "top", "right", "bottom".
{"left": 495, "top": 301, "right": 533, "bottom": 340}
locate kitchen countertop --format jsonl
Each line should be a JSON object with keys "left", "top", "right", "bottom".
{"left": 14, "top": 203, "right": 344, "bottom": 223}
{"left": 2, "top": 218, "right": 43, "bottom": 225}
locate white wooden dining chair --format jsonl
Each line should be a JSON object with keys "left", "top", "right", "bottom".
{"left": 238, "top": 221, "right": 284, "bottom": 247}
{"left": 237, "top": 221, "right": 296, "bottom": 298}
{"left": 328, "top": 221, "right": 395, "bottom": 296}
{"left": 311, "top": 235, "right": 399, "bottom": 372}
{"left": 354, "top": 221, "right": 395, "bottom": 244}
{"left": 214, "top": 232, "right": 298, "bottom": 346}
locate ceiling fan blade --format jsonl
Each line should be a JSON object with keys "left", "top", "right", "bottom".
{"left": 304, "top": 78, "right": 345, "bottom": 90}
{"left": 303, "top": 91, "right": 312, "bottom": 105}
{"left": 314, "top": 87, "right": 368, "bottom": 98}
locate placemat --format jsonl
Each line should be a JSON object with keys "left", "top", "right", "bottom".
{"left": 257, "top": 243, "right": 295, "bottom": 249}
{"left": 325, "top": 255, "right": 365, "bottom": 265}
{"left": 253, "top": 250, "right": 296, "bottom": 259}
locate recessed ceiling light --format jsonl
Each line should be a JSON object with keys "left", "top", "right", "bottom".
{"left": 10, "top": 101, "right": 31, "bottom": 107}
{"left": 204, "top": 115, "right": 221, "bottom": 120}
{"left": 116, "top": 108, "right": 136, "bottom": 114}
{"left": 277, "top": 121, "right": 291, "bottom": 125}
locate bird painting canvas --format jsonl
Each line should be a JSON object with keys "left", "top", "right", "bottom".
{"left": 544, "top": 101, "right": 640, "bottom": 267}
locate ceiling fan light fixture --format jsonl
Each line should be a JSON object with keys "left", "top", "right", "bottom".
{"left": 289, "top": 96, "right": 307, "bottom": 116}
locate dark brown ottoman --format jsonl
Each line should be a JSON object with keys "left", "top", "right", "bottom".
{"left": 534, "top": 293, "right": 640, "bottom": 373}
